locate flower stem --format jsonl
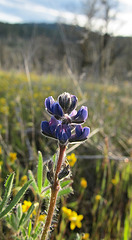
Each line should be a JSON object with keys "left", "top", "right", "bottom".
{"left": 41, "top": 145, "right": 66, "bottom": 240}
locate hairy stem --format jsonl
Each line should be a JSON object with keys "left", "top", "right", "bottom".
{"left": 41, "top": 145, "right": 66, "bottom": 240}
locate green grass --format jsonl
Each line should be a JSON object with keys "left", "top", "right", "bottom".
{"left": 0, "top": 70, "right": 132, "bottom": 239}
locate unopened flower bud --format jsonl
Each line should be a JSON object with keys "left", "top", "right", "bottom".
{"left": 58, "top": 165, "right": 70, "bottom": 180}
{"left": 58, "top": 92, "right": 77, "bottom": 114}
{"left": 47, "top": 171, "right": 54, "bottom": 185}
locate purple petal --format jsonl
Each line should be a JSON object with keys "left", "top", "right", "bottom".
{"left": 68, "top": 95, "right": 78, "bottom": 114}
{"left": 69, "top": 125, "right": 90, "bottom": 143}
{"left": 69, "top": 109, "right": 77, "bottom": 117}
{"left": 56, "top": 124, "right": 71, "bottom": 144}
{"left": 49, "top": 117, "right": 60, "bottom": 134}
{"left": 41, "top": 121, "right": 52, "bottom": 137}
{"left": 52, "top": 102, "right": 63, "bottom": 119}
{"left": 41, "top": 120, "right": 57, "bottom": 139}
{"left": 45, "top": 96, "right": 55, "bottom": 115}
{"left": 71, "top": 106, "right": 88, "bottom": 123}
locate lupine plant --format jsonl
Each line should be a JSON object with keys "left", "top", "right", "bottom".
{"left": 40, "top": 92, "right": 90, "bottom": 239}
{"left": 0, "top": 92, "right": 90, "bottom": 240}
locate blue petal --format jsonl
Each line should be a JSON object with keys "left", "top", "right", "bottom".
{"left": 56, "top": 124, "right": 71, "bottom": 144}
{"left": 41, "top": 121, "right": 57, "bottom": 139}
{"left": 69, "top": 126, "right": 90, "bottom": 143}
{"left": 68, "top": 95, "right": 78, "bottom": 114}
{"left": 45, "top": 96, "right": 55, "bottom": 115}
{"left": 75, "top": 125, "right": 83, "bottom": 137}
{"left": 49, "top": 117, "right": 60, "bottom": 134}
{"left": 71, "top": 106, "right": 88, "bottom": 123}
{"left": 52, "top": 102, "right": 63, "bottom": 118}
{"left": 45, "top": 96, "right": 63, "bottom": 119}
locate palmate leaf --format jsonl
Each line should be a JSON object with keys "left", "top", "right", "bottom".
{"left": 37, "top": 151, "right": 43, "bottom": 194}
{"left": 60, "top": 179, "right": 73, "bottom": 188}
{"left": 0, "top": 180, "right": 32, "bottom": 219}
{"left": 0, "top": 172, "right": 15, "bottom": 212}
{"left": 58, "top": 186, "right": 73, "bottom": 197}
{"left": 58, "top": 178, "right": 73, "bottom": 197}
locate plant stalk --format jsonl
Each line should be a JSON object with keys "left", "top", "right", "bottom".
{"left": 41, "top": 145, "right": 66, "bottom": 240}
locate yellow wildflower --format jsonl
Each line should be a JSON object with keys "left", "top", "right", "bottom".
{"left": 22, "top": 200, "right": 32, "bottom": 213}
{"left": 67, "top": 153, "right": 77, "bottom": 167}
{"left": 80, "top": 178, "right": 87, "bottom": 189}
{"left": 38, "top": 214, "right": 46, "bottom": 222}
{"left": 82, "top": 233, "right": 90, "bottom": 240}
{"left": 9, "top": 152, "right": 17, "bottom": 163}
{"left": 69, "top": 211, "right": 83, "bottom": 230}
{"left": 111, "top": 178, "right": 118, "bottom": 185}
{"left": 0, "top": 124, "right": 2, "bottom": 130}
{"left": 21, "top": 175, "right": 28, "bottom": 183}
{"left": 62, "top": 206, "right": 72, "bottom": 217}
{"left": 95, "top": 195, "right": 102, "bottom": 201}
{"left": 0, "top": 146, "right": 2, "bottom": 155}
{"left": 22, "top": 200, "right": 36, "bottom": 218}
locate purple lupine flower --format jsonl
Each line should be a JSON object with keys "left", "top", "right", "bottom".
{"left": 41, "top": 92, "right": 90, "bottom": 145}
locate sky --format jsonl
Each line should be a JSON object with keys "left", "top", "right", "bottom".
{"left": 0, "top": 0, "right": 132, "bottom": 36}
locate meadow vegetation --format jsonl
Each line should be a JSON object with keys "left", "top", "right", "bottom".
{"left": 0, "top": 70, "right": 132, "bottom": 239}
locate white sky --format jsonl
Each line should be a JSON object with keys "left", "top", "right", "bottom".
{"left": 0, "top": 0, "right": 132, "bottom": 36}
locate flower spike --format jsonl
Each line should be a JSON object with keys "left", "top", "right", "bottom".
{"left": 42, "top": 92, "right": 90, "bottom": 145}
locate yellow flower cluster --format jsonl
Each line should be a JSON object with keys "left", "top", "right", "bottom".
{"left": 62, "top": 206, "right": 83, "bottom": 230}
{"left": 82, "top": 233, "right": 90, "bottom": 240}
{"left": 38, "top": 214, "right": 46, "bottom": 222}
{"left": 80, "top": 178, "right": 87, "bottom": 189}
{"left": 9, "top": 152, "right": 17, "bottom": 163}
{"left": 67, "top": 153, "right": 77, "bottom": 167}
{"left": 22, "top": 200, "right": 36, "bottom": 218}
{"left": 22, "top": 200, "right": 32, "bottom": 213}
{"left": 95, "top": 195, "right": 102, "bottom": 201}
{"left": 111, "top": 178, "right": 118, "bottom": 185}
{"left": 21, "top": 175, "right": 28, "bottom": 185}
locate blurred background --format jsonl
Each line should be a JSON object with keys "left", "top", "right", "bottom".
{"left": 0, "top": 0, "right": 132, "bottom": 239}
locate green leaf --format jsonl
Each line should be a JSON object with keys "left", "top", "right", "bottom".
{"left": 21, "top": 228, "right": 27, "bottom": 237}
{"left": 52, "top": 153, "right": 56, "bottom": 166}
{"left": 32, "top": 222, "right": 42, "bottom": 239}
{"left": 28, "top": 170, "right": 39, "bottom": 194}
{"left": 0, "top": 172, "right": 15, "bottom": 212}
{"left": 58, "top": 186, "right": 73, "bottom": 197}
{"left": 43, "top": 172, "right": 49, "bottom": 188}
{"left": 19, "top": 204, "right": 34, "bottom": 227}
{"left": 16, "top": 203, "right": 22, "bottom": 220}
{"left": 37, "top": 151, "right": 43, "bottom": 194}
{"left": 60, "top": 179, "right": 72, "bottom": 189}
{"left": 0, "top": 180, "right": 32, "bottom": 219}
{"left": 124, "top": 217, "right": 130, "bottom": 240}
{"left": 28, "top": 219, "right": 32, "bottom": 237}
{"left": 10, "top": 213, "right": 18, "bottom": 231}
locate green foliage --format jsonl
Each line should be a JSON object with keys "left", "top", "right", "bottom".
{"left": 0, "top": 71, "right": 132, "bottom": 239}
{"left": 0, "top": 174, "right": 32, "bottom": 219}
{"left": 0, "top": 172, "right": 15, "bottom": 212}
{"left": 37, "top": 151, "right": 43, "bottom": 194}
